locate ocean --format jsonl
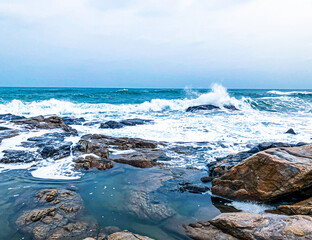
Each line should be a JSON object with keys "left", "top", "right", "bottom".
{"left": 0, "top": 84, "right": 312, "bottom": 239}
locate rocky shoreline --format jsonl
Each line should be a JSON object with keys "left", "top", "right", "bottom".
{"left": 1, "top": 113, "right": 312, "bottom": 239}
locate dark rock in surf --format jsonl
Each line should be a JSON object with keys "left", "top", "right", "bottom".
{"left": 186, "top": 104, "right": 220, "bottom": 112}
{"left": 178, "top": 182, "right": 210, "bottom": 194}
{"left": 0, "top": 126, "right": 11, "bottom": 131}
{"left": 100, "top": 118, "right": 153, "bottom": 129}
{"left": 100, "top": 120, "right": 124, "bottom": 129}
{"left": 61, "top": 116, "right": 86, "bottom": 125}
{"left": 286, "top": 128, "right": 296, "bottom": 135}
{"left": 0, "top": 113, "right": 26, "bottom": 121}
{"left": 0, "top": 150, "right": 42, "bottom": 163}
{"left": 186, "top": 104, "right": 239, "bottom": 112}
{"left": 200, "top": 176, "right": 213, "bottom": 183}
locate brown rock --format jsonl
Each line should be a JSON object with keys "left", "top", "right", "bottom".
{"left": 107, "top": 230, "right": 154, "bottom": 240}
{"left": 278, "top": 197, "right": 312, "bottom": 215}
{"left": 13, "top": 115, "right": 77, "bottom": 134}
{"left": 185, "top": 212, "right": 312, "bottom": 240}
{"left": 212, "top": 145, "right": 312, "bottom": 202}
{"left": 36, "top": 189, "right": 58, "bottom": 202}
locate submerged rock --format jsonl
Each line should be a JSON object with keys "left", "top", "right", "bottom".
{"left": 100, "top": 118, "right": 153, "bottom": 129}
{"left": 178, "top": 182, "right": 210, "bottom": 194}
{"left": 125, "top": 190, "right": 175, "bottom": 222}
{"left": 212, "top": 144, "right": 312, "bottom": 202}
{"left": 15, "top": 189, "right": 95, "bottom": 240}
{"left": 185, "top": 212, "right": 312, "bottom": 240}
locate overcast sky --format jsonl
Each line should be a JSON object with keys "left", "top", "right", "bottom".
{"left": 0, "top": 0, "right": 312, "bottom": 88}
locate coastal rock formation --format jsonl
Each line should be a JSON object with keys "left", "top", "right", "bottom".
{"left": 208, "top": 142, "right": 306, "bottom": 178}
{"left": 11, "top": 115, "right": 78, "bottom": 134}
{"left": 277, "top": 197, "right": 312, "bottom": 215}
{"left": 211, "top": 144, "right": 312, "bottom": 202}
{"left": 0, "top": 113, "right": 26, "bottom": 120}
{"left": 184, "top": 212, "right": 312, "bottom": 240}
{"left": 74, "top": 155, "right": 114, "bottom": 171}
{"left": 186, "top": 104, "right": 238, "bottom": 112}
{"left": 15, "top": 189, "right": 97, "bottom": 240}
{"left": 100, "top": 118, "right": 153, "bottom": 129}
{"left": 286, "top": 128, "right": 296, "bottom": 134}
{"left": 74, "top": 134, "right": 165, "bottom": 168}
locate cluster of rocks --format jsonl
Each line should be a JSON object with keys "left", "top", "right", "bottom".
{"left": 99, "top": 118, "right": 153, "bottom": 129}
{"left": 185, "top": 143, "right": 312, "bottom": 239}
{"left": 15, "top": 188, "right": 155, "bottom": 240}
{"left": 0, "top": 114, "right": 167, "bottom": 170}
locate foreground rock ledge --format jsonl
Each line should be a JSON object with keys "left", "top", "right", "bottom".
{"left": 184, "top": 212, "right": 312, "bottom": 240}
{"left": 212, "top": 144, "right": 312, "bottom": 202}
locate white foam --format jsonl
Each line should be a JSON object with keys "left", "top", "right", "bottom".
{"left": 268, "top": 90, "right": 312, "bottom": 95}
{"left": 231, "top": 201, "right": 275, "bottom": 213}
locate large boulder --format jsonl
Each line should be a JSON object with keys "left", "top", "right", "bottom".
{"left": 186, "top": 104, "right": 238, "bottom": 112}
{"left": 184, "top": 212, "right": 312, "bottom": 240}
{"left": 208, "top": 142, "right": 306, "bottom": 178}
{"left": 212, "top": 144, "right": 312, "bottom": 202}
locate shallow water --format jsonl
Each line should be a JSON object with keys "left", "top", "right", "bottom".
{"left": 0, "top": 164, "right": 221, "bottom": 240}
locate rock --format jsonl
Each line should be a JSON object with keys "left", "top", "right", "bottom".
{"left": 278, "top": 197, "right": 312, "bottom": 215}
{"left": 178, "top": 182, "right": 210, "bottom": 194}
{"left": 74, "top": 134, "right": 164, "bottom": 168}
{"left": 100, "top": 119, "right": 153, "bottom": 129}
{"left": 16, "top": 189, "right": 87, "bottom": 240}
{"left": 0, "top": 126, "right": 11, "bottom": 131}
{"left": 61, "top": 116, "right": 86, "bottom": 125}
{"left": 223, "top": 105, "right": 239, "bottom": 111}
{"left": 200, "top": 176, "right": 213, "bottom": 183}
{"left": 0, "top": 113, "right": 25, "bottom": 120}
{"left": 12, "top": 115, "right": 77, "bottom": 134}
{"left": 208, "top": 142, "right": 306, "bottom": 178}
{"left": 0, "top": 149, "right": 42, "bottom": 163}
{"left": 83, "top": 121, "right": 100, "bottom": 126}
{"left": 100, "top": 121, "right": 124, "bottom": 129}
{"left": 125, "top": 190, "right": 175, "bottom": 222}
{"left": 186, "top": 104, "right": 239, "bottom": 112}
{"left": 212, "top": 144, "right": 312, "bottom": 202}
{"left": 75, "top": 155, "right": 114, "bottom": 171}
{"left": 186, "top": 212, "right": 312, "bottom": 240}
{"left": 102, "top": 226, "right": 121, "bottom": 235}
{"left": 107, "top": 230, "right": 154, "bottom": 240}
{"left": 211, "top": 197, "right": 241, "bottom": 213}
{"left": 186, "top": 104, "right": 220, "bottom": 112}
{"left": 184, "top": 221, "right": 238, "bottom": 240}
{"left": 39, "top": 141, "right": 72, "bottom": 160}
{"left": 286, "top": 128, "right": 296, "bottom": 135}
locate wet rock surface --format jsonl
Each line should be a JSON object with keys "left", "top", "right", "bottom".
{"left": 186, "top": 104, "right": 238, "bottom": 112}
{"left": 277, "top": 197, "right": 312, "bottom": 215}
{"left": 211, "top": 144, "right": 312, "bottom": 202}
{"left": 185, "top": 212, "right": 312, "bottom": 240}
{"left": 208, "top": 142, "right": 307, "bottom": 178}
{"left": 62, "top": 117, "right": 86, "bottom": 125}
{"left": 15, "top": 189, "right": 96, "bottom": 240}
{"left": 0, "top": 113, "right": 26, "bottom": 121}
{"left": 99, "top": 118, "right": 153, "bottom": 129}
{"left": 178, "top": 182, "right": 210, "bottom": 194}
{"left": 74, "top": 134, "right": 166, "bottom": 168}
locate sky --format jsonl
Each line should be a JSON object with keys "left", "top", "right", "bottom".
{"left": 0, "top": 0, "right": 312, "bottom": 88}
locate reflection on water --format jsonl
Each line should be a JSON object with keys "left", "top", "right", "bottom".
{"left": 0, "top": 164, "right": 221, "bottom": 240}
